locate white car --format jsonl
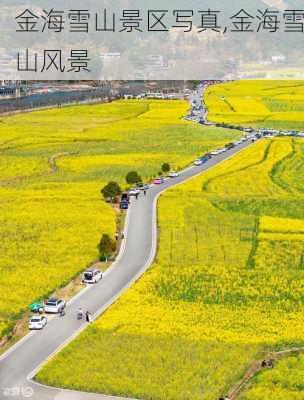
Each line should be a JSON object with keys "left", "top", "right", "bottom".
{"left": 44, "top": 298, "right": 66, "bottom": 314}
{"left": 128, "top": 188, "right": 140, "bottom": 196}
{"left": 211, "top": 148, "right": 225, "bottom": 155}
{"left": 194, "top": 159, "right": 203, "bottom": 166}
{"left": 83, "top": 269, "right": 103, "bottom": 284}
{"left": 168, "top": 171, "right": 179, "bottom": 178}
{"left": 29, "top": 315, "right": 47, "bottom": 330}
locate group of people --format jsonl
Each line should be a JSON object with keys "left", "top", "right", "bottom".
{"left": 77, "top": 307, "right": 92, "bottom": 322}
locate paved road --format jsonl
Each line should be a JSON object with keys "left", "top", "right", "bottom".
{"left": 0, "top": 138, "right": 255, "bottom": 400}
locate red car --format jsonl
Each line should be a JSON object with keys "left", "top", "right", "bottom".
{"left": 154, "top": 177, "right": 164, "bottom": 185}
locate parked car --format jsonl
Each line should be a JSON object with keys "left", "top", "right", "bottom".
{"left": 137, "top": 183, "right": 149, "bottom": 190}
{"left": 168, "top": 171, "right": 179, "bottom": 178}
{"left": 29, "top": 300, "right": 44, "bottom": 314}
{"left": 128, "top": 188, "right": 140, "bottom": 196}
{"left": 83, "top": 269, "right": 103, "bottom": 284}
{"left": 210, "top": 149, "right": 221, "bottom": 156}
{"left": 29, "top": 315, "right": 47, "bottom": 330}
{"left": 202, "top": 153, "right": 212, "bottom": 160}
{"left": 212, "top": 148, "right": 226, "bottom": 155}
{"left": 120, "top": 192, "right": 130, "bottom": 209}
{"left": 194, "top": 159, "right": 203, "bottom": 166}
{"left": 120, "top": 200, "right": 129, "bottom": 210}
{"left": 121, "top": 192, "right": 129, "bottom": 202}
{"left": 44, "top": 298, "right": 66, "bottom": 314}
{"left": 197, "top": 156, "right": 208, "bottom": 164}
{"left": 154, "top": 177, "right": 164, "bottom": 184}
{"left": 225, "top": 142, "right": 235, "bottom": 150}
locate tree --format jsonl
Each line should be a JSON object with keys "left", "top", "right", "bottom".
{"left": 97, "top": 234, "right": 116, "bottom": 261}
{"left": 161, "top": 163, "right": 170, "bottom": 173}
{"left": 101, "top": 181, "right": 121, "bottom": 203}
{"left": 126, "top": 170, "right": 142, "bottom": 185}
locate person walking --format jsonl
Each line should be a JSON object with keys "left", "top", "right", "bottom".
{"left": 144, "top": 190, "right": 147, "bottom": 196}
{"left": 115, "top": 232, "right": 119, "bottom": 241}
{"left": 135, "top": 192, "right": 139, "bottom": 200}
{"left": 85, "top": 311, "right": 92, "bottom": 323}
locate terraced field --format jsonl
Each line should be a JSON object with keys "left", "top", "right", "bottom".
{"left": 205, "top": 80, "right": 304, "bottom": 130}
{"left": 0, "top": 100, "right": 241, "bottom": 339}
{"left": 37, "top": 137, "right": 304, "bottom": 400}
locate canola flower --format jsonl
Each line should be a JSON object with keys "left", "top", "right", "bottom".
{"left": 37, "top": 136, "right": 304, "bottom": 400}
{"left": 205, "top": 80, "right": 304, "bottom": 130}
{"left": 0, "top": 99, "right": 240, "bottom": 338}
{"left": 240, "top": 354, "right": 304, "bottom": 400}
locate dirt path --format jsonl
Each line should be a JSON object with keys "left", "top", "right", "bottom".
{"left": 226, "top": 346, "right": 304, "bottom": 399}
{"left": 0, "top": 151, "right": 77, "bottom": 186}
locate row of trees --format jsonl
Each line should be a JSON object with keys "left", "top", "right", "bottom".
{"left": 101, "top": 163, "right": 171, "bottom": 202}
{"left": 98, "top": 163, "right": 171, "bottom": 260}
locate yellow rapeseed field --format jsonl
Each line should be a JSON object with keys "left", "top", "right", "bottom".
{"left": 205, "top": 80, "right": 304, "bottom": 130}
{"left": 0, "top": 99, "right": 240, "bottom": 338}
{"left": 37, "top": 136, "right": 304, "bottom": 400}
{"left": 240, "top": 354, "right": 304, "bottom": 400}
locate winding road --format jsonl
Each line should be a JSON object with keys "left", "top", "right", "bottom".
{"left": 0, "top": 135, "right": 255, "bottom": 400}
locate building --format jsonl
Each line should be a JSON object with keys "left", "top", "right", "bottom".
{"left": 271, "top": 55, "right": 286, "bottom": 64}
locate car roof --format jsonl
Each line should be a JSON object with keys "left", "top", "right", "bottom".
{"left": 46, "top": 297, "right": 59, "bottom": 302}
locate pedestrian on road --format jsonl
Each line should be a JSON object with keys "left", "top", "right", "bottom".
{"left": 85, "top": 311, "right": 92, "bottom": 323}
{"left": 115, "top": 232, "right": 119, "bottom": 241}
{"left": 135, "top": 192, "right": 139, "bottom": 200}
{"left": 144, "top": 190, "right": 146, "bottom": 196}
{"left": 121, "top": 232, "right": 125, "bottom": 240}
